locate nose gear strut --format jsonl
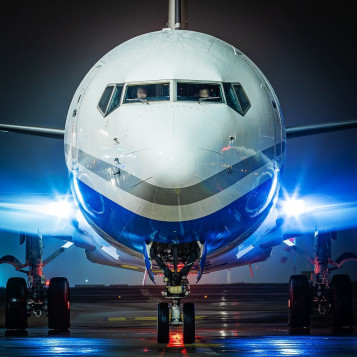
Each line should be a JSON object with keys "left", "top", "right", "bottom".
{"left": 145, "top": 240, "right": 204, "bottom": 343}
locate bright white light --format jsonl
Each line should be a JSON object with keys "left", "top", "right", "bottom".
{"left": 281, "top": 198, "right": 306, "bottom": 217}
{"left": 44, "top": 200, "right": 74, "bottom": 219}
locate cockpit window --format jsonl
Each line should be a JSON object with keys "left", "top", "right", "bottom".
{"left": 107, "top": 84, "right": 124, "bottom": 115}
{"left": 124, "top": 83, "right": 170, "bottom": 103}
{"left": 98, "top": 84, "right": 124, "bottom": 117}
{"left": 223, "top": 83, "right": 241, "bottom": 113}
{"left": 177, "top": 83, "right": 223, "bottom": 102}
{"left": 98, "top": 85, "right": 114, "bottom": 114}
{"left": 233, "top": 84, "right": 250, "bottom": 114}
{"left": 223, "top": 83, "right": 251, "bottom": 116}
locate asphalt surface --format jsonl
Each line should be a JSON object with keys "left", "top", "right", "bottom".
{"left": 0, "top": 283, "right": 357, "bottom": 356}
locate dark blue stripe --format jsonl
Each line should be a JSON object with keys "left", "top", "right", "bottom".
{"left": 71, "top": 173, "right": 277, "bottom": 255}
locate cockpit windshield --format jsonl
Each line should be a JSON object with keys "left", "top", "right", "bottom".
{"left": 98, "top": 80, "right": 250, "bottom": 116}
{"left": 124, "top": 83, "right": 170, "bottom": 103}
{"left": 177, "top": 83, "right": 223, "bottom": 102}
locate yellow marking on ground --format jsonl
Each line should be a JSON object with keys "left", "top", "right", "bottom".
{"left": 108, "top": 317, "right": 126, "bottom": 321}
{"left": 108, "top": 317, "right": 156, "bottom": 322}
{"left": 108, "top": 316, "right": 206, "bottom": 322}
{"left": 140, "top": 323, "right": 157, "bottom": 326}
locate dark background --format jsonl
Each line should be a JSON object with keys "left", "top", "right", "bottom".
{"left": 0, "top": 0, "right": 356, "bottom": 286}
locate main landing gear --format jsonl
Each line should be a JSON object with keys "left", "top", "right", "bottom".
{"left": 0, "top": 234, "right": 71, "bottom": 334}
{"left": 145, "top": 240, "right": 204, "bottom": 344}
{"left": 288, "top": 231, "right": 355, "bottom": 331}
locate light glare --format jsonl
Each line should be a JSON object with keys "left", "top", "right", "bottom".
{"left": 45, "top": 200, "right": 74, "bottom": 219}
{"left": 282, "top": 198, "right": 306, "bottom": 217}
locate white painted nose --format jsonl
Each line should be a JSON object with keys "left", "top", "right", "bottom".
{"left": 152, "top": 138, "right": 195, "bottom": 187}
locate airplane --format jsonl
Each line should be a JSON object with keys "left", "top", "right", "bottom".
{"left": 1, "top": 0, "right": 357, "bottom": 343}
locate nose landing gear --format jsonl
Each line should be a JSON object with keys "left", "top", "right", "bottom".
{"left": 146, "top": 241, "right": 203, "bottom": 344}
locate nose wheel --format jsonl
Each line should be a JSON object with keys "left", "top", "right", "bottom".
{"left": 157, "top": 302, "right": 170, "bottom": 343}
{"left": 183, "top": 303, "right": 195, "bottom": 344}
{"left": 157, "top": 301, "right": 196, "bottom": 344}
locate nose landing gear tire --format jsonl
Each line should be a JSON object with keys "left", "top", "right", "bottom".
{"left": 183, "top": 302, "right": 195, "bottom": 344}
{"left": 157, "top": 302, "right": 169, "bottom": 343}
{"left": 288, "top": 275, "right": 310, "bottom": 329}
{"left": 5, "top": 277, "right": 28, "bottom": 331}
{"left": 48, "top": 277, "right": 70, "bottom": 331}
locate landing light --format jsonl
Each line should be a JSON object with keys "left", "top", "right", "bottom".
{"left": 45, "top": 199, "right": 74, "bottom": 219}
{"left": 281, "top": 198, "right": 306, "bottom": 217}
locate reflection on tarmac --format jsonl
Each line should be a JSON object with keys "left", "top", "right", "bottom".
{"left": 2, "top": 333, "right": 357, "bottom": 356}
{"left": 1, "top": 283, "right": 356, "bottom": 356}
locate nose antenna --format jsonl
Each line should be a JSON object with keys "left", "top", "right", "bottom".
{"left": 167, "top": 0, "right": 188, "bottom": 30}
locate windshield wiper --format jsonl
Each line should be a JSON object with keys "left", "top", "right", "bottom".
{"left": 126, "top": 98, "right": 149, "bottom": 104}
{"left": 198, "top": 96, "right": 220, "bottom": 103}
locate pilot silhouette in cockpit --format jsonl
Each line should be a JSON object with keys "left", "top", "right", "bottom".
{"left": 198, "top": 88, "right": 210, "bottom": 98}
{"left": 136, "top": 87, "right": 147, "bottom": 99}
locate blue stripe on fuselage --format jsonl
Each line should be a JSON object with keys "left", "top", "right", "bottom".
{"left": 70, "top": 174, "right": 276, "bottom": 255}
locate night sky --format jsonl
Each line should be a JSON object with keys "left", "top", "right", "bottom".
{"left": 1, "top": 0, "right": 357, "bottom": 286}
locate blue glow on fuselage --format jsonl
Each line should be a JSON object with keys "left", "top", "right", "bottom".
{"left": 69, "top": 173, "right": 277, "bottom": 256}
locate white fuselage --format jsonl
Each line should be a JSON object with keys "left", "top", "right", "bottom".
{"left": 64, "top": 30, "right": 286, "bottom": 272}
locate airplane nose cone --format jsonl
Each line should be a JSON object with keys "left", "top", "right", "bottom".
{"left": 152, "top": 139, "right": 195, "bottom": 187}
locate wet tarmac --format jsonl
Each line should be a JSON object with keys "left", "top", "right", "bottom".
{"left": 1, "top": 283, "right": 357, "bottom": 356}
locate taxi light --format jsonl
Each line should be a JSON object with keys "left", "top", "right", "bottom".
{"left": 44, "top": 199, "right": 74, "bottom": 219}
{"left": 281, "top": 198, "right": 306, "bottom": 217}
